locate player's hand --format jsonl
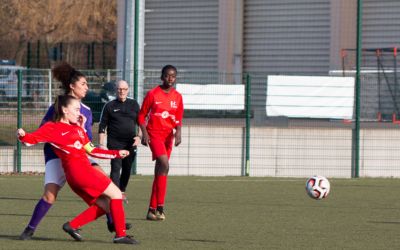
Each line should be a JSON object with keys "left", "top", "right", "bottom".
{"left": 119, "top": 150, "right": 130, "bottom": 158}
{"left": 141, "top": 133, "right": 150, "bottom": 146}
{"left": 133, "top": 136, "right": 141, "bottom": 146}
{"left": 16, "top": 128, "right": 26, "bottom": 137}
{"left": 175, "top": 128, "right": 182, "bottom": 146}
{"left": 99, "top": 144, "right": 108, "bottom": 150}
{"left": 77, "top": 115, "right": 87, "bottom": 129}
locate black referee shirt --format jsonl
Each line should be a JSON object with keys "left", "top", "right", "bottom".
{"left": 98, "top": 98, "right": 140, "bottom": 145}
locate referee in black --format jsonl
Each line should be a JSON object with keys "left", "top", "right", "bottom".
{"left": 98, "top": 80, "right": 141, "bottom": 204}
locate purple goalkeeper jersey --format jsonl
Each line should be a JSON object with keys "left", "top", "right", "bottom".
{"left": 42, "top": 102, "right": 93, "bottom": 163}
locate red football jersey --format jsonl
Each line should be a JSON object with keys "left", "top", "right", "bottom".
{"left": 19, "top": 122, "right": 121, "bottom": 204}
{"left": 138, "top": 86, "right": 184, "bottom": 134}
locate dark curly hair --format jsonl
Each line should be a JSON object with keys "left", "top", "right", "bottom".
{"left": 52, "top": 62, "right": 85, "bottom": 95}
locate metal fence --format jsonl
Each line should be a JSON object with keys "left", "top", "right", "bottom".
{"left": 1, "top": 69, "right": 400, "bottom": 178}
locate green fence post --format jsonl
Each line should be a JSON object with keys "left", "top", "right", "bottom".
{"left": 352, "top": 0, "right": 363, "bottom": 178}
{"left": 244, "top": 73, "right": 251, "bottom": 176}
{"left": 131, "top": 0, "right": 140, "bottom": 175}
{"left": 16, "top": 70, "right": 23, "bottom": 173}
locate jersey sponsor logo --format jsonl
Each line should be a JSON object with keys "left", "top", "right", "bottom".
{"left": 113, "top": 109, "right": 120, "bottom": 112}
{"left": 73, "top": 140, "right": 83, "bottom": 149}
{"left": 170, "top": 101, "right": 177, "bottom": 108}
{"left": 155, "top": 101, "right": 162, "bottom": 104}
{"left": 155, "top": 111, "right": 176, "bottom": 121}
{"left": 161, "top": 111, "right": 169, "bottom": 118}
{"left": 77, "top": 129, "right": 85, "bottom": 139}
{"left": 61, "top": 131, "right": 70, "bottom": 136}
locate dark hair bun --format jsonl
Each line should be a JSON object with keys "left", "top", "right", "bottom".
{"left": 52, "top": 62, "right": 75, "bottom": 84}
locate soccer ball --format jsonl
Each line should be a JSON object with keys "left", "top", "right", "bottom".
{"left": 305, "top": 176, "right": 330, "bottom": 200}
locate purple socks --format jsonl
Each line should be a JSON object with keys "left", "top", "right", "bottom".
{"left": 26, "top": 198, "right": 113, "bottom": 230}
{"left": 27, "top": 198, "right": 52, "bottom": 230}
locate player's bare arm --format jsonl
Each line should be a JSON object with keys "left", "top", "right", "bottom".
{"left": 174, "top": 126, "right": 182, "bottom": 146}
{"left": 139, "top": 124, "right": 150, "bottom": 146}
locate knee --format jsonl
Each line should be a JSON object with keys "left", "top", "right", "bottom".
{"left": 42, "top": 184, "right": 60, "bottom": 204}
{"left": 108, "top": 183, "right": 123, "bottom": 200}
{"left": 42, "top": 191, "right": 57, "bottom": 204}
{"left": 162, "top": 165, "right": 169, "bottom": 173}
{"left": 111, "top": 190, "right": 123, "bottom": 200}
{"left": 158, "top": 164, "right": 169, "bottom": 175}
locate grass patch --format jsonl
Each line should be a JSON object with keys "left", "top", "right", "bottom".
{"left": 1, "top": 176, "right": 400, "bottom": 249}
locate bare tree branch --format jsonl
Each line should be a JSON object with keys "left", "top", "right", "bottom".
{"left": 0, "top": 0, "right": 117, "bottom": 64}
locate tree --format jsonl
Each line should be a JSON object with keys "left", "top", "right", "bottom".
{"left": 0, "top": 0, "right": 117, "bottom": 67}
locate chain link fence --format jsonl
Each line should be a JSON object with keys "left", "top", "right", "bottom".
{"left": 2, "top": 1, "right": 400, "bottom": 177}
{"left": 1, "top": 68, "right": 400, "bottom": 178}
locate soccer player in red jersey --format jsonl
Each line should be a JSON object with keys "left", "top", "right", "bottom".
{"left": 19, "top": 63, "right": 130, "bottom": 241}
{"left": 17, "top": 95, "right": 138, "bottom": 245}
{"left": 138, "top": 65, "right": 184, "bottom": 221}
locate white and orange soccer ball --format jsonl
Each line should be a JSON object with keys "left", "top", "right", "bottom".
{"left": 305, "top": 176, "right": 330, "bottom": 200}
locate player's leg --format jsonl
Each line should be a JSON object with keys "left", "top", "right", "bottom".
{"left": 98, "top": 196, "right": 133, "bottom": 232}
{"left": 146, "top": 138, "right": 168, "bottom": 220}
{"left": 63, "top": 203, "right": 106, "bottom": 241}
{"left": 62, "top": 197, "right": 132, "bottom": 241}
{"left": 62, "top": 196, "right": 109, "bottom": 241}
{"left": 89, "top": 159, "right": 131, "bottom": 232}
{"left": 110, "top": 158, "right": 122, "bottom": 189}
{"left": 19, "top": 159, "right": 65, "bottom": 240}
{"left": 146, "top": 168, "right": 159, "bottom": 220}
{"left": 62, "top": 195, "right": 113, "bottom": 240}
{"left": 119, "top": 147, "right": 136, "bottom": 203}
{"left": 102, "top": 182, "right": 138, "bottom": 244}
{"left": 153, "top": 135, "right": 173, "bottom": 220}
{"left": 105, "top": 158, "right": 122, "bottom": 228}
{"left": 154, "top": 155, "right": 169, "bottom": 220}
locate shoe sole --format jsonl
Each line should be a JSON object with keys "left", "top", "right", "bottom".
{"left": 113, "top": 238, "right": 140, "bottom": 245}
{"left": 19, "top": 234, "right": 33, "bottom": 240}
{"left": 19, "top": 228, "right": 34, "bottom": 240}
{"left": 156, "top": 211, "right": 165, "bottom": 221}
{"left": 146, "top": 216, "right": 158, "bottom": 221}
{"left": 146, "top": 210, "right": 159, "bottom": 221}
{"left": 19, "top": 235, "right": 33, "bottom": 240}
{"left": 62, "top": 224, "right": 82, "bottom": 241}
{"left": 146, "top": 215, "right": 165, "bottom": 221}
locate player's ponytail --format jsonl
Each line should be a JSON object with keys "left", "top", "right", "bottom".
{"left": 52, "top": 62, "right": 85, "bottom": 95}
{"left": 53, "top": 95, "right": 78, "bottom": 122}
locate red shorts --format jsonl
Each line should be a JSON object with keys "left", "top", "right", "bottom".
{"left": 64, "top": 159, "right": 111, "bottom": 205}
{"left": 148, "top": 131, "right": 174, "bottom": 161}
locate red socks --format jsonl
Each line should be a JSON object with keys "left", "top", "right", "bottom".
{"left": 149, "top": 175, "right": 168, "bottom": 209}
{"left": 69, "top": 199, "right": 126, "bottom": 238}
{"left": 156, "top": 175, "right": 167, "bottom": 207}
{"left": 70, "top": 204, "right": 106, "bottom": 229}
{"left": 110, "top": 199, "right": 126, "bottom": 237}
